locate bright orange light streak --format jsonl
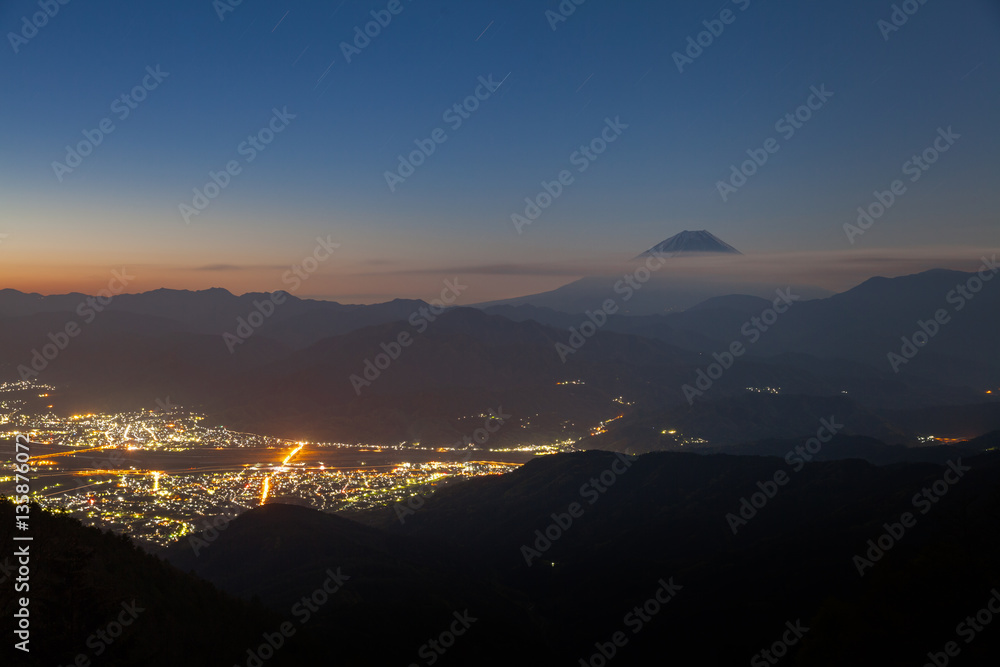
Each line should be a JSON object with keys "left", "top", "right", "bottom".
{"left": 281, "top": 443, "right": 305, "bottom": 466}
{"left": 28, "top": 445, "right": 116, "bottom": 460}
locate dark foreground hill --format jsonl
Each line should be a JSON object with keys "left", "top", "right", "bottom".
{"left": 153, "top": 448, "right": 1000, "bottom": 666}
{"left": 163, "top": 503, "right": 555, "bottom": 665}
{"left": 0, "top": 499, "right": 282, "bottom": 667}
{"left": 5, "top": 449, "right": 1000, "bottom": 665}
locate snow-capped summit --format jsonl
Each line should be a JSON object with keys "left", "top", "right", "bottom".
{"left": 637, "top": 230, "right": 742, "bottom": 257}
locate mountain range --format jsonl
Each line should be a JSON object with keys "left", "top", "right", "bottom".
{"left": 1, "top": 263, "right": 997, "bottom": 447}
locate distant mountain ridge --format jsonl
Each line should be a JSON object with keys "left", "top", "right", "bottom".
{"left": 0, "top": 287, "right": 427, "bottom": 349}
{"left": 0, "top": 268, "right": 997, "bottom": 443}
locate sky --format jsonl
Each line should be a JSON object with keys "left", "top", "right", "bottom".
{"left": 1, "top": 0, "right": 998, "bottom": 303}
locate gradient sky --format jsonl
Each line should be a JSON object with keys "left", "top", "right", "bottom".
{"left": 1, "top": 0, "right": 998, "bottom": 303}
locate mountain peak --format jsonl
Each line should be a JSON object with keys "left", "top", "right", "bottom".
{"left": 638, "top": 230, "right": 742, "bottom": 257}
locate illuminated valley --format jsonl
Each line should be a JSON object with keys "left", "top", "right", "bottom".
{"left": 0, "top": 380, "right": 558, "bottom": 548}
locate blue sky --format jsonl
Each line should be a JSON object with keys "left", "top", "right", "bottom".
{"left": 1, "top": 0, "right": 998, "bottom": 302}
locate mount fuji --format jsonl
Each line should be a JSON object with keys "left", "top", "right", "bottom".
{"left": 476, "top": 230, "right": 816, "bottom": 315}
{"left": 637, "top": 230, "right": 743, "bottom": 257}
